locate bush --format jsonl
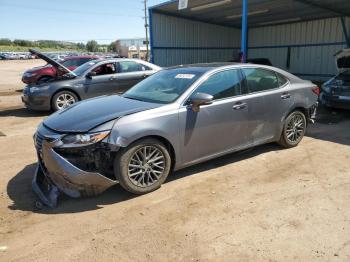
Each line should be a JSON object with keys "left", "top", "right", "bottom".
{"left": 0, "top": 38, "right": 12, "bottom": 46}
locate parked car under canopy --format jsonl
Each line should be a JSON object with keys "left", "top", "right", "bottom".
{"left": 320, "top": 49, "right": 350, "bottom": 109}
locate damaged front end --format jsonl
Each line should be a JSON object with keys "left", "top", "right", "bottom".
{"left": 32, "top": 124, "right": 119, "bottom": 208}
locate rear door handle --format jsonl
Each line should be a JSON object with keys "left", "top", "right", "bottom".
{"left": 109, "top": 76, "right": 117, "bottom": 81}
{"left": 232, "top": 102, "right": 247, "bottom": 110}
{"left": 281, "top": 93, "right": 291, "bottom": 99}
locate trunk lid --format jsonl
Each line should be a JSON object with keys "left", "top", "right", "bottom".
{"left": 326, "top": 49, "right": 350, "bottom": 95}
{"left": 335, "top": 49, "right": 350, "bottom": 72}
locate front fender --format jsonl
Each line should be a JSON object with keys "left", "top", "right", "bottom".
{"left": 108, "top": 108, "right": 181, "bottom": 167}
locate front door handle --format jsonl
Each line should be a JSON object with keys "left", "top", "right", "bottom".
{"left": 281, "top": 93, "right": 291, "bottom": 99}
{"left": 109, "top": 76, "right": 117, "bottom": 81}
{"left": 232, "top": 102, "right": 247, "bottom": 110}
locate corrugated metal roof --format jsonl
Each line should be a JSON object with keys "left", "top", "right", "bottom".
{"left": 151, "top": 0, "right": 350, "bottom": 28}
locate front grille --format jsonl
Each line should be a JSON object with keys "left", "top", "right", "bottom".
{"left": 34, "top": 131, "right": 58, "bottom": 154}
{"left": 35, "top": 132, "right": 45, "bottom": 152}
{"left": 35, "top": 131, "right": 58, "bottom": 173}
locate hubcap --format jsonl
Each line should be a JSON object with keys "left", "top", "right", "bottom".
{"left": 128, "top": 146, "right": 165, "bottom": 188}
{"left": 285, "top": 113, "right": 305, "bottom": 143}
{"left": 56, "top": 93, "right": 76, "bottom": 110}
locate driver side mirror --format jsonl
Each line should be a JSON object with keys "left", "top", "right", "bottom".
{"left": 188, "top": 92, "right": 213, "bottom": 112}
{"left": 86, "top": 71, "right": 97, "bottom": 79}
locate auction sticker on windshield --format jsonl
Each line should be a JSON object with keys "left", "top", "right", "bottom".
{"left": 175, "top": 74, "right": 196, "bottom": 79}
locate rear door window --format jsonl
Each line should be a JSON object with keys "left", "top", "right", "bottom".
{"left": 117, "top": 61, "right": 151, "bottom": 73}
{"left": 242, "top": 68, "right": 279, "bottom": 93}
{"left": 276, "top": 73, "right": 288, "bottom": 86}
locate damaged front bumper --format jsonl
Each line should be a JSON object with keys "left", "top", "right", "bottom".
{"left": 32, "top": 139, "right": 118, "bottom": 208}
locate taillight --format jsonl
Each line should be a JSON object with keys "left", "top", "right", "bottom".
{"left": 312, "top": 86, "right": 320, "bottom": 96}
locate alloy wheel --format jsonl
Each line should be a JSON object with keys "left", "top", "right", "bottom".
{"left": 285, "top": 113, "right": 305, "bottom": 143}
{"left": 56, "top": 93, "right": 76, "bottom": 110}
{"left": 128, "top": 145, "right": 165, "bottom": 188}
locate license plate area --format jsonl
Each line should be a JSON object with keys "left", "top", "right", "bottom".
{"left": 36, "top": 167, "right": 52, "bottom": 195}
{"left": 32, "top": 165, "right": 60, "bottom": 208}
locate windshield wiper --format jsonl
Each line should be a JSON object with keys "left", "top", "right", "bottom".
{"left": 123, "top": 96, "right": 145, "bottom": 102}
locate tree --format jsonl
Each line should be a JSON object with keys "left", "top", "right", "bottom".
{"left": 76, "top": 42, "right": 85, "bottom": 50}
{"left": 86, "top": 40, "right": 98, "bottom": 52}
{"left": 0, "top": 38, "right": 12, "bottom": 46}
{"left": 13, "top": 39, "right": 32, "bottom": 47}
{"left": 108, "top": 41, "right": 117, "bottom": 52}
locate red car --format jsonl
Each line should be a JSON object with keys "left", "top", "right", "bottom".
{"left": 22, "top": 55, "right": 99, "bottom": 85}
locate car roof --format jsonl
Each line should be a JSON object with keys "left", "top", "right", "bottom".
{"left": 167, "top": 62, "right": 237, "bottom": 70}
{"left": 161, "top": 62, "right": 238, "bottom": 73}
{"left": 92, "top": 58, "right": 161, "bottom": 68}
{"left": 63, "top": 55, "right": 99, "bottom": 61}
{"left": 163, "top": 62, "right": 305, "bottom": 82}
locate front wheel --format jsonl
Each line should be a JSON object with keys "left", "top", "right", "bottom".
{"left": 278, "top": 110, "right": 307, "bottom": 148}
{"left": 114, "top": 138, "right": 172, "bottom": 194}
{"left": 51, "top": 91, "right": 78, "bottom": 111}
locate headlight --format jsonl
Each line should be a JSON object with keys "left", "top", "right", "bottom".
{"left": 60, "top": 130, "right": 110, "bottom": 147}
{"left": 25, "top": 72, "right": 36, "bottom": 77}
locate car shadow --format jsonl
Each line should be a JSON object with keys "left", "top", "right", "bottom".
{"left": 0, "top": 107, "right": 48, "bottom": 117}
{"left": 7, "top": 163, "right": 136, "bottom": 214}
{"left": 6, "top": 106, "right": 349, "bottom": 214}
{"left": 7, "top": 143, "right": 282, "bottom": 214}
{"left": 315, "top": 106, "right": 350, "bottom": 124}
{"left": 306, "top": 106, "right": 350, "bottom": 146}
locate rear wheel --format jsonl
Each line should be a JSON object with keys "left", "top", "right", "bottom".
{"left": 278, "top": 110, "right": 307, "bottom": 148}
{"left": 114, "top": 138, "right": 172, "bottom": 194}
{"left": 51, "top": 90, "right": 78, "bottom": 111}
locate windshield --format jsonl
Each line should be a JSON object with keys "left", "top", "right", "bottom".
{"left": 122, "top": 69, "right": 204, "bottom": 104}
{"left": 336, "top": 69, "right": 350, "bottom": 84}
{"left": 73, "top": 60, "right": 99, "bottom": 76}
{"left": 340, "top": 70, "right": 350, "bottom": 76}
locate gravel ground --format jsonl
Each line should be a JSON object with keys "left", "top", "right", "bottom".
{"left": 0, "top": 59, "right": 44, "bottom": 94}
{"left": 0, "top": 60, "right": 350, "bottom": 261}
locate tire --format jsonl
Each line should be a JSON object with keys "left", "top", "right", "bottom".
{"left": 37, "top": 76, "right": 53, "bottom": 85}
{"left": 114, "top": 138, "right": 172, "bottom": 194}
{"left": 278, "top": 110, "right": 307, "bottom": 148}
{"left": 51, "top": 90, "right": 78, "bottom": 111}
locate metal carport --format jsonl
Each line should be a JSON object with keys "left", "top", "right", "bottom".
{"left": 149, "top": 0, "right": 350, "bottom": 81}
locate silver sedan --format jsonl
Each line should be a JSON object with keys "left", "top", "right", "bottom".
{"left": 32, "top": 63, "right": 319, "bottom": 206}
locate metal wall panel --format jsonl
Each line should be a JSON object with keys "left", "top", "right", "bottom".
{"left": 248, "top": 48, "right": 288, "bottom": 69}
{"left": 151, "top": 12, "right": 241, "bottom": 66}
{"left": 153, "top": 49, "right": 236, "bottom": 66}
{"left": 151, "top": 11, "right": 349, "bottom": 81}
{"left": 248, "top": 17, "right": 349, "bottom": 80}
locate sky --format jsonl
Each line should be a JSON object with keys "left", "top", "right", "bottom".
{"left": 0, "top": 0, "right": 168, "bottom": 44}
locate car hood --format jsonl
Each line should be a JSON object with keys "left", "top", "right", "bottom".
{"left": 29, "top": 49, "right": 75, "bottom": 76}
{"left": 25, "top": 64, "right": 52, "bottom": 74}
{"left": 335, "top": 49, "right": 350, "bottom": 72}
{"left": 43, "top": 95, "right": 161, "bottom": 133}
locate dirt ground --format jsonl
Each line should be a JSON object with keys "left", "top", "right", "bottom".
{"left": 1, "top": 60, "right": 350, "bottom": 261}
{"left": 0, "top": 59, "right": 44, "bottom": 94}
